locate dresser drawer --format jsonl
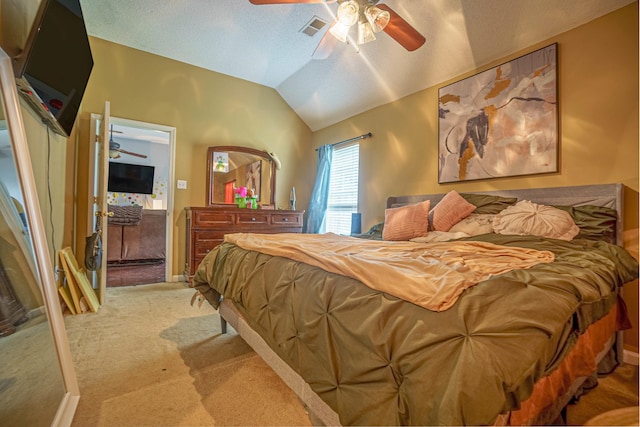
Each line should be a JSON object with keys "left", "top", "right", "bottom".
{"left": 186, "top": 207, "right": 304, "bottom": 282}
{"left": 195, "top": 244, "right": 222, "bottom": 257}
{"left": 193, "top": 210, "right": 235, "bottom": 226}
{"left": 271, "top": 212, "right": 302, "bottom": 227}
{"left": 236, "top": 212, "right": 269, "bottom": 225}
{"left": 194, "top": 242, "right": 220, "bottom": 258}
{"left": 193, "top": 231, "right": 224, "bottom": 257}
{"left": 193, "top": 230, "right": 226, "bottom": 241}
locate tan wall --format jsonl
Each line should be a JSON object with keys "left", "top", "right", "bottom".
{"left": 310, "top": 4, "right": 639, "bottom": 350}
{"left": 66, "top": 5, "right": 637, "bottom": 348}
{"left": 20, "top": 106, "right": 68, "bottom": 268}
{"left": 311, "top": 4, "right": 638, "bottom": 228}
{"left": 74, "top": 37, "right": 315, "bottom": 278}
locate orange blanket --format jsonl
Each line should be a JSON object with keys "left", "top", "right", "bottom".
{"left": 224, "top": 233, "right": 554, "bottom": 311}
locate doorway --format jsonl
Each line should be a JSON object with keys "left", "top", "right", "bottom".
{"left": 89, "top": 115, "right": 176, "bottom": 288}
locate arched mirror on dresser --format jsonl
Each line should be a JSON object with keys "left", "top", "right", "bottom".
{"left": 185, "top": 146, "right": 303, "bottom": 282}
{"left": 0, "top": 48, "right": 79, "bottom": 425}
{"left": 206, "top": 146, "right": 277, "bottom": 207}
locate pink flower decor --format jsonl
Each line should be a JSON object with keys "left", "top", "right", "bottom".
{"left": 234, "top": 186, "right": 248, "bottom": 197}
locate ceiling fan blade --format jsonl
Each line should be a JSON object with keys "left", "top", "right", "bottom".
{"left": 249, "top": 0, "right": 332, "bottom": 4}
{"left": 117, "top": 149, "right": 148, "bottom": 159}
{"left": 377, "top": 4, "right": 426, "bottom": 52}
{"left": 312, "top": 25, "right": 338, "bottom": 60}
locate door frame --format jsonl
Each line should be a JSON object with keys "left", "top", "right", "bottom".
{"left": 87, "top": 104, "right": 110, "bottom": 303}
{"left": 87, "top": 114, "right": 177, "bottom": 292}
{"left": 109, "top": 116, "right": 177, "bottom": 284}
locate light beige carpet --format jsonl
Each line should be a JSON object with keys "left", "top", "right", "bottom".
{"left": 64, "top": 282, "right": 638, "bottom": 426}
{"left": 65, "top": 282, "right": 311, "bottom": 426}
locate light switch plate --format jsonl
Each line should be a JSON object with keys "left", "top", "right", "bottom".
{"left": 177, "top": 180, "right": 187, "bottom": 189}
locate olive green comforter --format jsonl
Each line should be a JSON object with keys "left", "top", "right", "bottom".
{"left": 193, "top": 233, "right": 638, "bottom": 426}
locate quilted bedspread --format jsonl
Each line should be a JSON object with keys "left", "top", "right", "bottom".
{"left": 193, "top": 233, "right": 638, "bottom": 426}
{"left": 224, "top": 233, "right": 554, "bottom": 311}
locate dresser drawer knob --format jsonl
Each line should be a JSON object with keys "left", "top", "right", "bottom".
{"left": 251, "top": 217, "right": 256, "bottom": 221}
{"left": 284, "top": 218, "right": 288, "bottom": 221}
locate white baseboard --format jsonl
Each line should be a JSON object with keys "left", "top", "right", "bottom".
{"left": 623, "top": 349, "right": 639, "bottom": 365}
{"left": 27, "top": 306, "right": 46, "bottom": 319}
{"left": 172, "top": 274, "right": 187, "bottom": 283}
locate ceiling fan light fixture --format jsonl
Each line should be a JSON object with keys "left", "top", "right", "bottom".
{"left": 336, "top": 0, "right": 359, "bottom": 26}
{"left": 329, "top": 20, "right": 351, "bottom": 42}
{"left": 357, "top": 21, "right": 376, "bottom": 45}
{"left": 364, "top": 5, "right": 390, "bottom": 32}
{"left": 107, "top": 123, "right": 148, "bottom": 159}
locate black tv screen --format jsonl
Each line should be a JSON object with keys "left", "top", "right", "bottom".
{"left": 12, "top": 0, "right": 93, "bottom": 137}
{"left": 108, "top": 163, "right": 155, "bottom": 195}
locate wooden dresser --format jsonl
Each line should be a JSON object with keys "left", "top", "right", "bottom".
{"left": 184, "top": 206, "right": 304, "bottom": 282}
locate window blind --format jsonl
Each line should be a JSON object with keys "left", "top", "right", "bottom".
{"left": 326, "top": 143, "right": 359, "bottom": 235}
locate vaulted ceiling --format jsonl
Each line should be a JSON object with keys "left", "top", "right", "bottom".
{"left": 79, "top": 0, "right": 635, "bottom": 131}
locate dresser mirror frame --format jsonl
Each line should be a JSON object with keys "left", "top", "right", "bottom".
{"left": 0, "top": 47, "right": 79, "bottom": 425}
{"left": 206, "top": 146, "right": 276, "bottom": 207}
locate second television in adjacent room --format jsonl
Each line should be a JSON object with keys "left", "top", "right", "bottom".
{"left": 107, "top": 162, "right": 155, "bottom": 195}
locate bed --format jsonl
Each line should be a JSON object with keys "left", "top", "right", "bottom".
{"left": 192, "top": 183, "right": 638, "bottom": 426}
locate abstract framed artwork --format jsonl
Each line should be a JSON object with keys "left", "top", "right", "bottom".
{"left": 438, "top": 43, "right": 558, "bottom": 183}
{"left": 245, "top": 160, "right": 262, "bottom": 201}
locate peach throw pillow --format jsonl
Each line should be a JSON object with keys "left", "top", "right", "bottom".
{"left": 429, "top": 190, "right": 476, "bottom": 231}
{"left": 382, "top": 200, "right": 430, "bottom": 241}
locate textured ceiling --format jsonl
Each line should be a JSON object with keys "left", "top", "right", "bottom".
{"left": 79, "top": 0, "right": 635, "bottom": 131}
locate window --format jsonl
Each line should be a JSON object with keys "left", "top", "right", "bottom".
{"left": 325, "top": 143, "right": 359, "bottom": 234}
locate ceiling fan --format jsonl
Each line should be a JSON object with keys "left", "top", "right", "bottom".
{"left": 108, "top": 125, "right": 148, "bottom": 159}
{"left": 249, "top": 0, "right": 426, "bottom": 59}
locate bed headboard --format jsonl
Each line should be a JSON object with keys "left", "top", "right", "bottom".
{"left": 386, "top": 184, "right": 624, "bottom": 245}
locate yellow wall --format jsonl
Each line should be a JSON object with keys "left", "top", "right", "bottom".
{"left": 311, "top": 3, "right": 639, "bottom": 351}
{"left": 20, "top": 106, "right": 68, "bottom": 266}
{"left": 66, "top": 5, "right": 637, "bottom": 347}
{"left": 311, "top": 3, "right": 638, "bottom": 230}
{"left": 74, "top": 37, "right": 314, "bottom": 277}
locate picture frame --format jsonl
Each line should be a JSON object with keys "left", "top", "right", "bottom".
{"left": 212, "top": 151, "right": 229, "bottom": 173}
{"left": 438, "top": 43, "right": 558, "bottom": 183}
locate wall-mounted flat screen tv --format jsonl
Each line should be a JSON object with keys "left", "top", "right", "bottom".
{"left": 108, "top": 162, "right": 155, "bottom": 195}
{"left": 8, "top": 0, "right": 94, "bottom": 137}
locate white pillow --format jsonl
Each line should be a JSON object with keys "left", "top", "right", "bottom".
{"left": 492, "top": 200, "right": 580, "bottom": 241}
{"left": 449, "top": 214, "right": 495, "bottom": 236}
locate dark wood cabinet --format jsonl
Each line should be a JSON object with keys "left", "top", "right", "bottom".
{"left": 184, "top": 207, "right": 304, "bottom": 282}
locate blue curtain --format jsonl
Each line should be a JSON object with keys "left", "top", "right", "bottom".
{"left": 304, "top": 144, "right": 333, "bottom": 233}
